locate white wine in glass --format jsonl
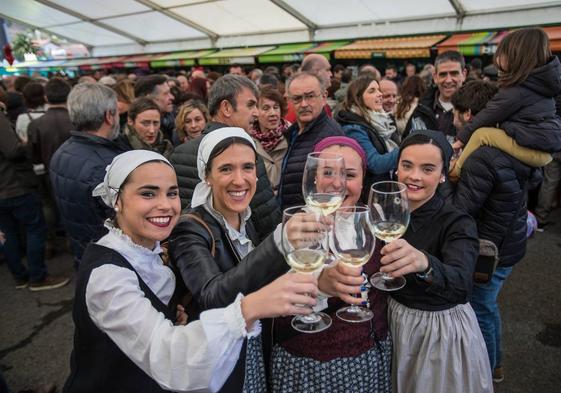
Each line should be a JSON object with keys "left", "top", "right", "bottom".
{"left": 368, "top": 181, "right": 410, "bottom": 291}
{"left": 371, "top": 221, "right": 407, "bottom": 243}
{"left": 282, "top": 206, "right": 332, "bottom": 333}
{"left": 305, "top": 194, "right": 344, "bottom": 216}
{"left": 332, "top": 206, "right": 375, "bottom": 323}
{"left": 287, "top": 249, "right": 326, "bottom": 273}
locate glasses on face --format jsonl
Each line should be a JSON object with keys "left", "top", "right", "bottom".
{"left": 288, "top": 91, "right": 322, "bottom": 105}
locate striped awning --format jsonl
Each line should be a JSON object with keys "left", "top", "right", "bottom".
{"left": 150, "top": 49, "right": 216, "bottom": 68}
{"left": 120, "top": 54, "right": 162, "bottom": 68}
{"left": 258, "top": 43, "right": 316, "bottom": 63}
{"left": 544, "top": 26, "right": 561, "bottom": 52}
{"left": 199, "top": 46, "right": 274, "bottom": 65}
{"left": 335, "top": 35, "right": 446, "bottom": 59}
{"left": 305, "top": 41, "right": 350, "bottom": 54}
{"left": 437, "top": 31, "right": 499, "bottom": 56}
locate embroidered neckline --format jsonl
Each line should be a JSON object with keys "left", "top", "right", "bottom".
{"left": 103, "top": 220, "right": 162, "bottom": 255}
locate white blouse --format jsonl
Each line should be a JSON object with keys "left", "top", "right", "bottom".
{"left": 86, "top": 223, "right": 260, "bottom": 392}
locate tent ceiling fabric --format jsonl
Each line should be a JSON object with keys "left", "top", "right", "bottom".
{"left": 1, "top": 0, "right": 560, "bottom": 57}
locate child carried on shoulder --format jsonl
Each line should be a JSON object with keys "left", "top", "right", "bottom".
{"left": 449, "top": 27, "right": 561, "bottom": 181}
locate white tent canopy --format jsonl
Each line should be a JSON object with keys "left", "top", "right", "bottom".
{"left": 1, "top": 0, "right": 560, "bottom": 57}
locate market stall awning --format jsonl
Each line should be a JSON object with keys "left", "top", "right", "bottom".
{"left": 334, "top": 35, "right": 446, "bottom": 59}
{"left": 544, "top": 26, "right": 561, "bottom": 52}
{"left": 199, "top": 46, "right": 274, "bottom": 65}
{"left": 59, "top": 56, "right": 127, "bottom": 70}
{"left": 120, "top": 54, "right": 162, "bottom": 68}
{"left": 437, "top": 31, "right": 499, "bottom": 56}
{"left": 303, "top": 41, "right": 351, "bottom": 60}
{"left": 257, "top": 43, "right": 316, "bottom": 63}
{"left": 24, "top": 60, "right": 68, "bottom": 70}
{"left": 150, "top": 50, "right": 216, "bottom": 68}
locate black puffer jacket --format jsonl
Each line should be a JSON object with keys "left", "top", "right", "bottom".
{"left": 50, "top": 132, "right": 128, "bottom": 262}
{"left": 401, "top": 101, "right": 439, "bottom": 139}
{"left": 418, "top": 85, "right": 455, "bottom": 138}
{"left": 169, "top": 121, "right": 281, "bottom": 241}
{"left": 450, "top": 146, "right": 539, "bottom": 267}
{"left": 457, "top": 56, "right": 561, "bottom": 152}
{"left": 168, "top": 206, "right": 288, "bottom": 311}
{"left": 278, "top": 110, "right": 344, "bottom": 210}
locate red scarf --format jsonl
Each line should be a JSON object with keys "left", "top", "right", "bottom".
{"left": 249, "top": 119, "right": 290, "bottom": 152}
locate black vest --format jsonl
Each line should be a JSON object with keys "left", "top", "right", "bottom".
{"left": 63, "top": 243, "right": 174, "bottom": 393}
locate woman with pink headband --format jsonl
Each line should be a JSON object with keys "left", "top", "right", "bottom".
{"left": 270, "top": 136, "right": 392, "bottom": 392}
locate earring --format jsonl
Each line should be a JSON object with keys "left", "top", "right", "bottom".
{"left": 440, "top": 177, "right": 445, "bottom": 184}
{"left": 114, "top": 206, "right": 119, "bottom": 212}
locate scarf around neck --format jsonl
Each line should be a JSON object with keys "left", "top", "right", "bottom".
{"left": 352, "top": 105, "right": 398, "bottom": 152}
{"left": 249, "top": 118, "right": 289, "bottom": 152}
{"left": 124, "top": 124, "right": 174, "bottom": 158}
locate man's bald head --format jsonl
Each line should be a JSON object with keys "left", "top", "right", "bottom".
{"left": 301, "top": 54, "right": 332, "bottom": 89}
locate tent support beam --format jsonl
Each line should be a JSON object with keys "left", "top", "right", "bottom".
{"left": 33, "top": 0, "right": 148, "bottom": 45}
{"left": 270, "top": 0, "right": 318, "bottom": 41}
{"left": 448, "top": 0, "right": 466, "bottom": 24}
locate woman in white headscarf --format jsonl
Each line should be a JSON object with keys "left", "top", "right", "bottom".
{"left": 168, "top": 127, "right": 328, "bottom": 392}
{"left": 63, "top": 149, "right": 319, "bottom": 393}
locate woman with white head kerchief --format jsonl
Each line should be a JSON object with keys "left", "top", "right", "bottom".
{"left": 168, "top": 127, "right": 327, "bottom": 392}
{"left": 63, "top": 149, "right": 319, "bottom": 393}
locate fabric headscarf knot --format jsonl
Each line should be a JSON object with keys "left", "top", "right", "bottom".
{"left": 92, "top": 150, "right": 172, "bottom": 207}
{"left": 313, "top": 136, "right": 368, "bottom": 172}
{"left": 191, "top": 127, "right": 256, "bottom": 208}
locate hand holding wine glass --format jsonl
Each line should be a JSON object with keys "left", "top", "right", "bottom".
{"left": 379, "top": 238, "right": 430, "bottom": 278}
{"left": 332, "top": 205, "right": 375, "bottom": 322}
{"left": 368, "top": 181, "right": 410, "bottom": 291}
{"left": 281, "top": 206, "right": 332, "bottom": 333}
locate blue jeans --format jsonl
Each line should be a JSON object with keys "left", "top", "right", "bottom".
{"left": 470, "top": 266, "right": 514, "bottom": 370}
{"left": 0, "top": 193, "right": 47, "bottom": 283}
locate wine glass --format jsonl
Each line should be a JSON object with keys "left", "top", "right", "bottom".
{"left": 302, "top": 152, "right": 346, "bottom": 216}
{"left": 332, "top": 206, "right": 375, "bottom": 323}
{"left": 282, "top": 206, "right": 332, "bottom": 333}
{"left": 368, "top": 181, "right": 410, "bottom": 291}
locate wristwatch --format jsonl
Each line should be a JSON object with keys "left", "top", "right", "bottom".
{"left": 416, "top": 264, "right": 433, "bottom": 282}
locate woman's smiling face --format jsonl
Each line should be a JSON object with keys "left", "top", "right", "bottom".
{"left": 321, "top": 145, "right": 364, "bottom": 207}
{"left": 396, "top": 143, "right": 444, "bottom": 211}
{"left": 115, "top": 162, "right": 180, "bottom": 249}
{"left": 206, "top": 143, "right": 257, "bottom": 223}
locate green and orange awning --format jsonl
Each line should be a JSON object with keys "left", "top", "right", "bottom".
{"left": 150, "top": 50, "right": 216, "bottom": 68}
{"left": 335, "top": 35, "right": 446, "bottom": 59}
{"left": 258, "top": 43, "right": 316, "bottom": 63}
{"left": 437, "top": 32, "right": 500, "bottom": 56}
{"left": 199, "top": 46, "right": 274, "bottom": 65}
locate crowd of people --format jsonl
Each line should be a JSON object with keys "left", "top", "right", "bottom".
{"left": 0, "top": 26, "right": 560, "bottom": 392}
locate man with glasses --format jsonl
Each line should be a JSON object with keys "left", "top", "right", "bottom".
{"left": 278, "top": 72, "right": 343, "bottom": 209}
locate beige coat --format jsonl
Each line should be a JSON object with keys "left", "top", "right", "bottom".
{"left": 253, "top": 137, "right": 288, "bottom": 193}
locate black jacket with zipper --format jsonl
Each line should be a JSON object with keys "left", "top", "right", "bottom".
{"left": 168, "top": 205, "right": 288, "bottom": 312}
